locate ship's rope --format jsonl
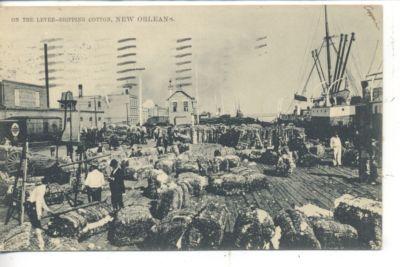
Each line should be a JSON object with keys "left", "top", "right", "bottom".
{"left": 296, "top": 8, "right": 323, "bottom": 93}
{"left": 367, "top": 40, "right": 380, "bottom": 75}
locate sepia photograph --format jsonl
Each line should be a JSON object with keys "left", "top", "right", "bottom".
{"left": 0, "top": 4, "right": 383, "bottom": 252}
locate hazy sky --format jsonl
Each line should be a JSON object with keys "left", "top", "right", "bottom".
{"left": 0, "top": 5, "right": 382, "bottom": 115}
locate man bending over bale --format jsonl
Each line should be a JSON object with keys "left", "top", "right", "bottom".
{"left": 25, "top": 183, "right": 53, "bottom": 229}
{"left": 109, "top": 159, "right": 125, "bottom": 210}
{"left": 84, "top": 164, "right": 106, "bottom": 202}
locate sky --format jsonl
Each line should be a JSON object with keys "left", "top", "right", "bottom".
{"left": 0, "top": 5, "right": 382, "bottom": 116}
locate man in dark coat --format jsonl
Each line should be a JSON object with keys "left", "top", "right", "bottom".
{"left": 109, "top": 159, "right": 125, "bottom": 210}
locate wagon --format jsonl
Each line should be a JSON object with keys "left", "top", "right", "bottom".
{"left": 0, "top": 145, "right": 23, "bottom": 175}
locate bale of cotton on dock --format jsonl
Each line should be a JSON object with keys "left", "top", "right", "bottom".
{"left": 309, "top": 217, "right": 358, "bottom": 249}
{"left": 0, "top": 223, "right": 85, "bottom": 251}
{"left": 144, "top": 169, "right": 170, "bottom": 199}
{"left": 44, "top": 183, "right": 72, "bottom": 205}
{"left": 176, "top": 172, "right": 208, "bottom": 197}
{"left": 297, "top": 152, "right": 320, "bottom": 167}
{"left": 220, "top": 155, "right": 241, "bottom": 171}
{"left": 181, "top": 202, "right": 229, "bottom": 250}
{"left": 230, "top": 166, "right": 268, "bottom": 190}
{"left": 46, "top": 202, "right": 113, "bottom": 239}
{"left": 309, "top": 144, "right": 325, "bottom": 158}
{"left": 46, "top": 211, "right": 87, "bottom": 238}
{"left": 151, "top": 182, "right": 191, "bottom": 219}
{"left": 0, "top": 223, "right": 32, "bottom": 251}
{"left": 295, "top": 203, "right": 333, "bottom": 219}
{"left": 208, "top": 172, "right": 247, "bottom": 196}
{"left": 0, "top": 171, "right": 12, "bottom": 201}
{"left": 108, "top": 205, "right": 158, "bottom": 247}
{"left": 274, "top": 209, "right": 321, "bottom": 249}
{"left": 155, "top": 154, "right": 176, "bottom": 175}
{"left": 175, "top": 159, "right": 199, "bottom": 174}
{"left": 123, "top": 157, "right": 155, "bottom": 181}
{"left": 153, "top": 209, "right": 197, "bottom": 250}
{"left": 233, "top": 208, "right": 275, "bottom": 249}
{"left": 258, "top": 149, "right": 278, "bottom": 165}
{"left": 334, "top": 194, "right": 382, "bottom": 249}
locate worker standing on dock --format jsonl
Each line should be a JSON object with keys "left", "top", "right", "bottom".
{"left": 84, "top": 165, "right": 105, "bottom": 202}
{"left": 109, "top": 159, "right": 125, "bottom": 210}
{"left": 330, "top": 131, "right": 342, "bottom": 166}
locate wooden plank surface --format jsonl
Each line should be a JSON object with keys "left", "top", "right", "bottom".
{"left": 220, "top": 164, "right": 381, "bottom": 222}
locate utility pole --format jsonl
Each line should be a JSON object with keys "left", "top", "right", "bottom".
{"left": 20, "top": 141, "right": 29, "bottom": 224}
{"left": 324, "top": 5, "right": 332, "bottom": 87}
{"left": 44, "top": 44, "right": 50, "bottom": 108}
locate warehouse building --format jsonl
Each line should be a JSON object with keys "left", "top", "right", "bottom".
{"left": 0, "top": 80, "right": 103, "bottom": 141}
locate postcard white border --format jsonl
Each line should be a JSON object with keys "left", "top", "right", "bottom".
{"left": 0, "top": 1, "right": 399, "bottom": 267}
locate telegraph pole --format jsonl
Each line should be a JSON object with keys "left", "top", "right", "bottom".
{"left": 20, "top": 141, "right": 29, "bottom": 224}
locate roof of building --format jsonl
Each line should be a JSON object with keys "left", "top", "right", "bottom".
{"left": 1, "top": 79, "right": 45, "bottom": 89}
{"left": 167, "top": 90, "right": 195, "bottom": 101}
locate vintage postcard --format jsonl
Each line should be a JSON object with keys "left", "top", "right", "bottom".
{"left": 0, "top": 3, "right": 382, "bottom": 251}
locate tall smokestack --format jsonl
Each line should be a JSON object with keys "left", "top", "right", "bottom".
{"left": 44, "top": 43, "right": 50, "bottom": 108}
{"left": 78, "top": 84, "right": 83, "bottom": 98}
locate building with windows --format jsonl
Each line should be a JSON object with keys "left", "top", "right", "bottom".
{"left": 73, "top": 92, "right": 106, "bottom": 129}
{"left": 0, "top": 79, "right": 48, "bottom": 109}
{"left": 59, "top": 84, "right": 106, "bottom": 131}
{"left": 0, "top": 80, "right": 104, "bottom": 141}
{"left": 142, "top": 99, "right": 168, "bottom": 124}
{"left": 167, "top": 90, "right": 197, "bottom": 125}
{"left": 104, "top": 92, "right": 139, "bottom": 125}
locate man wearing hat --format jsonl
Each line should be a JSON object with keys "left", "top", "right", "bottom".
{"left": 109, "top": 159, "right": 125, "bottom": 210}
{"left": 84, "top": 164, "right": 105, "bottom": 202}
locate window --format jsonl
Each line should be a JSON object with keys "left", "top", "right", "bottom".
{"left": 374, "top": 106, "right": 378, "bottom": 114}
{"left": 88, "top": 101, "right": 91, "bottom": 108}
{"left": 89, "top": 117, "right": 92, "bottom": 122}
{"left": 34, "top": 92, "right": 40, "bottom": 107}
{"left": 14, "top": 90, "right": 20, "bottom": 106}
{"left": 183, "top": 101, "right": 189, "bottom": 112}
{"left": 172, "top": 102, "right": 178, "bottom": 112}
{"left": 98, "top": 117, "right": 101, "bottom": 121}
{"left": 80, "top": 117, "right": 83, "bottom": 122}
{"left": 98, "top": 101, "right": 101, "bottom": 108}
{"left": 130, "top": 97, "right": 138, "bottom": 108}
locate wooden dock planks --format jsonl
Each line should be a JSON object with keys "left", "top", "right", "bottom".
{"left": 225, "top": 164, "right": 382, "bottom": 218}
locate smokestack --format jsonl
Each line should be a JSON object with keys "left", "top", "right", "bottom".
{"left": 78, "top": 84, "right": 83, "bottom": 98}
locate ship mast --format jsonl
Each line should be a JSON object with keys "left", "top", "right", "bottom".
{"left": 324, "top": 5, "right": 332, "bottom": 89}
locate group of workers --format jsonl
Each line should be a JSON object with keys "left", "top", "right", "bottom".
{"left": 25, "top": 157, "right": 127, "bottom": 229}
{"left": 272, "top": 129, "right": 380, "bottom": 183}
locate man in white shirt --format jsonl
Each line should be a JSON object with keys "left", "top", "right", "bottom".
{"left": 330, "top": 131, "right": 342, "bottom": 166}
{"left": 26, "top": 184, "right": 53, "bottom": 229}
{"left": 84, "top": 165, "right": 105, "bottom": 202}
